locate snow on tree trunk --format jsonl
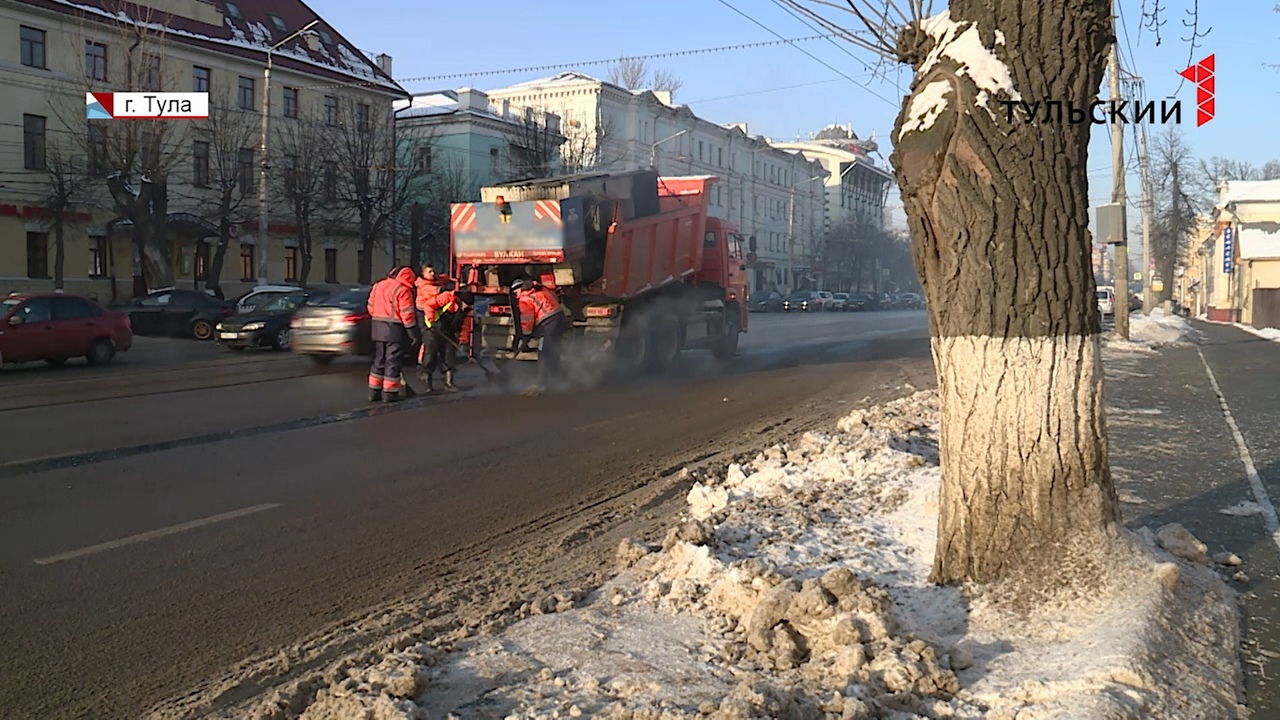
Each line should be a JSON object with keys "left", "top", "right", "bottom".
{"left": 889, "top": 0, "right": 1120, "bottom": 586}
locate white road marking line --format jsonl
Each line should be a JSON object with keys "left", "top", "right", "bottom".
{"left": 1196, "top": 347, "right": 1280, "bottom": 552}
{"left": 33, "top": 503, "right": 281, "bottom": 566}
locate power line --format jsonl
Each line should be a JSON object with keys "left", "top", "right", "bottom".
{"left": 767, "top": 0, "right": 871, "bottom": 71}
{"left": 714, "top": 0, "right": 899, "bottom": 108}
{"left": 296, "top": 34, "right": 838, "bottom": 92}
{"left": 682, "top": 77, "right": 850, "bottom": 105}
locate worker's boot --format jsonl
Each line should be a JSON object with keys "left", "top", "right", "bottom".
{"left": 425, "top": 374, "right": 435, "bottom": 393}
{"left": 383, "top": 389, "right": 402, "bottom": 403}
{"left": 443, "top": 370, "right": 458, "bottom": 392}
{"left": 367, "top": 388, "right": 382, "bottom": 403}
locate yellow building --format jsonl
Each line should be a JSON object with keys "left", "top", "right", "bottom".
{"left": 0, "top": 0, "right": 406, "bottom": 302}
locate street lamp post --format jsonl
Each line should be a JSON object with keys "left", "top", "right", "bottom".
{"left": 649, "top": 129, "right": 687, "bottom": 169}
{"left": 259, "top": 19, "right": 320, "bottom": 284}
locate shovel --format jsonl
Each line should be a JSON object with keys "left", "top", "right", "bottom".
{"left": 428, "top": 324, "right": 503, "bottom": 386}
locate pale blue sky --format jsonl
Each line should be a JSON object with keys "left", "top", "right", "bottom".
{"left": 316, "top": 0, "right": 1280, "bottom": 229}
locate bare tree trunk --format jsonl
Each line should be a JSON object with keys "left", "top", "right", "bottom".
{"left": 891, "top": 0, "right": 1120, "bottom": 588}
{"left": 54, "top": 215, "right": 65, "bottom": 291}
{"left": 206, "top": 199, "right": 234, "bottom": 296}
{"left": 359, "top": 210, "right": 374, "bottom": 284}
{"left": 299, "top": 211, "right": 313, "bottom": 287}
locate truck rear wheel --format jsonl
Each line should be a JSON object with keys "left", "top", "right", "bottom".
{"left": 647, "top": 314, "right": 681, "bottom": 372}
{"left": 614, "top": 315, "right": 649, "bottom": 374}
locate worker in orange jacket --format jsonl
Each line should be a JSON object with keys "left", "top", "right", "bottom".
{"left": 414, "top": 263, "right": 453, "bottom": 375}
{"left": 367, "top": 266, "right": 421, "bottom": 403}
{"left": 421, "top": 289, "right": 474, "bottom": 392}
{"left": 512, "top": 277, "right": 569, "bottom": 393}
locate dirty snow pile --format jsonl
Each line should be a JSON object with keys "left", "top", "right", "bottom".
{"left": 294, "top": 391, "right": 1243, "bottom": 720}
{"left": 1122, "top": 308, "right": 1199, "bottom": 348}
{"left": 1234, "top": 323, "right": 1280, "bottom": 342}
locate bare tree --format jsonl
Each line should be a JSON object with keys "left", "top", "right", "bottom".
{"left": 561, "top": 116, "right": 618, "bottom": 174}
{"left": 1152, "top": 128, "right": 1200, "bottom": 303}
{"left": 786, "top": 0, "right": 1123, "bottom": 594}
{"left": 504, "top": 113, "right": 563, "bottom": 180}
{"left": 607, "top": 56, "right": 683, "bottom": 98}
{"left": 331, "top": 99, "right": 424, "bottom": 284}
{"left": 273, "top": 113, "right": 337, "bottom": 287}
{"left": 39, "top": 141, "right": 95, "bottom": 291}
{"left": 417, "top": 154, "right": 481, "bottom": 270}
{"left": 1263, "top": 160, "right": 1280, "bottom": 180}
{"left": 193, "top": 85, "right": 258, "bottom": 297}
{"left": 57, "top": 10, "right": 190, "bottom": 291}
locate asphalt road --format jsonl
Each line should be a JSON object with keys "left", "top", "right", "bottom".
{"left": 0, "top": 308, "right": 932, "bottom": 720}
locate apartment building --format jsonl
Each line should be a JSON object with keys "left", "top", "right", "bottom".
{"left": 0, "top": 0, "right": 405, "bottom": 301}
{"left": 484, "top": 72, "right": 828, "bottom": 294}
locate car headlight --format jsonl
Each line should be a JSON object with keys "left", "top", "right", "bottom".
{"left": 215, "top": 323, "right": 223, "bottom": 331}
{"left": 243, "top": 322, "right": 265, "bottom": 331}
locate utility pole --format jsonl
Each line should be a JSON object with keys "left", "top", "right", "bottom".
{"left": 1107, "top": 11, "right": 1130, "bottom": 340}
{"left": 1137, "top": 119, "right": 1154, "bottom": 314}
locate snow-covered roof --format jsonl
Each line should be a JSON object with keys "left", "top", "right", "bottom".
{"left": 393, "top": 92, "right": 459, "bottom": 118}
{"left": 1219, "top": 179, "right": 1280, "bottom": 206}
{"left": 493, "top": 71, "right": 603, "bottom": 91}
{"left": 1237, "top": 225, "right": 1280, "bottom": 259}
{"left": 29, "top": 0, "right": 404, "bottom": 95}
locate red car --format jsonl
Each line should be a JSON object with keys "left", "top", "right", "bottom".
{"left": 0, "top": 292, "right": 133, "bottom": 366}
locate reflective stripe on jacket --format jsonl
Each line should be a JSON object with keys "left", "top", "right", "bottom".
{"left": 368, "top": 268, "right": 417, "bottom": 328}
{"left": 517, "top": 286, "right": 564, "bottom": 336}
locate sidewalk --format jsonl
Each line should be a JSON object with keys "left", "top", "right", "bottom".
{"left": 1105, "top": 319, "right": 1280, "bottom": 715}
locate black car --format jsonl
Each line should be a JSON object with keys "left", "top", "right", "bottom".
{"left": 747, "top": 289, "right": 784, "bottom": 313}
{"left": 216, "top": 290, "right": 330, "bottom": 351}
{"left": 122, "top": 289, "right": 235, "bottom": 340}
{"left": 847, "top": 292, "right": 880, "bottom": 311}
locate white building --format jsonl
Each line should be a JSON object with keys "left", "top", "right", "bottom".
{"left": 485, "top": 72, "right": 828, "bottom": 294}
{"left": 772, "top": 124, "right": 895, "bottom": 232}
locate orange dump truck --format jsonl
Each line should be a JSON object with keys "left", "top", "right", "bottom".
{"left": 449, "top": 170, "right": 749, "bottom": 373}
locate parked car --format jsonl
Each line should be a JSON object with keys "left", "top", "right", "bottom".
{"left": 1096, "top": 286, "right": 1116, "bottom": 316}
{"left": 747, "top": 289, "right": 784, "bottom": 313}
{"left": 898, "top": 292, "right": 924, "bottom": 309}
{"left": 1129, "top": 293, "right": 1143, "bottom": 312}
{"left": 217, "top": 289, "right": 331, "bottom": 352}
{"left": 122, "top": 289, "right": 235, "bottom": 340}
{"left": 783, "top": 291, "right": 831, "bottom": 312}
{"left": 1, "top": 292, "right": 132, "bottom": 366}
{"left": 846, "top": 292, "right": 879, "bottom": 311}
{"left": 289, "top": 287, "right": 373, "bottom": 365}
{"left": 831, "top": 292, "right": 852, "bottom": 311}
{"left": 235, "top": 284, "right": 303, "bottom": 314}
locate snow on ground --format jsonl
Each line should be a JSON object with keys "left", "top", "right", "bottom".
{"left": 1128, "top": 308, "right": 1199, "bottom": 347}
{"left": 1234, "top": 323, "right": 1280, "bottom": 343}
{"left": 298, "top": 392, "right": 1243, "bottom": 720}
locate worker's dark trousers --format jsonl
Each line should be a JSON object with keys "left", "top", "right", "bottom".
{"left": 369, "top": 340, "right": 405, "bottom": 395}
{"left": 533, "top": 313, "right": 569, "bottom": 386}
{"left": 422, "top": 332, "right": 458, "bottom": 375}
{"left": 414, "top": 310, "right": 428, "bottom": 366}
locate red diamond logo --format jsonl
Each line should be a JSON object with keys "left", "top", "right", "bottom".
{"left": 1197, "top": 108, "right": 1212, "bottom": 127}
{"left": 1178, "top": 65, "right": 1203, "bottom": 83}
{"left": 1201, "top": 75, "right": 1215, "bottom": 95}
{"left": 1200, "top": 54, "right": 1215, "bottom": 73}
{"left": 1198, "top": 97, "right": 1215, "bottom": 116}
{"left": 1197, "top": 86, "right": 1213, "bottom": 104}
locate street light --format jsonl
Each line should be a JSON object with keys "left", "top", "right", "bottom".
{"left": 788, "top": 173, "right": 826, "bottom": 291}
{"left": 258, "top": 19, "right": 321, "bottom": 284}
{"left": 650, "top": 129, "right": 687, "bottom": 169}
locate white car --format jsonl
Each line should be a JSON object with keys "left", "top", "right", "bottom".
{"left": 236, "top": 284, "right": 302, "bottom": 314}
{"left": 1096, "top": 286, "right": 1116, "bottom": 316}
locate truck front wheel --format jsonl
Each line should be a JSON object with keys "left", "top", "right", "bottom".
{"left": 713, "top": 314, "right": 740, "bottom": 363}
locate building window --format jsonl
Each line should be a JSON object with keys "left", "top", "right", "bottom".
{"left": 284, "top": 247, "right": 297, "bottom": 281}
{"left": 324, "top": 96, "right": 338, "bottom": 126}
{"left": 698, "top": 141, "right": 704, "bottom": 161}
{"left": 324, "top": 248, "right": 338, "bottom": 283}
{"left": 88, "top": 124, "right": 107, "bottom": 174}
{"left": 282, "top": 87, "right": 298, "bottom": 118}
{"left": 193, "top": 140, "right": 210, "bottom": 187}
{"left": 238, "top": 76, "right": 255, "bottom": 110}
{"left": 23, "top": 114, "right": 46, "bottom": 170}
{"left": 415, "top": 145, "right": 432, "bottom": 173}
{"left": 90, "top": 235, "right": 107, "bottom": 277}
{"left": 225, "top": 1, "right": 242, "bottom": 18}
{"left": 718, "top": 147, "right": 723, "bottom": 168}
{"left": 237, "top": 148, "right": 254, "bottom": 191}
{"left": 194, "top": 241, "right": 210, "bottom": 281}
{"left": 193, "top": 65, "right": 210, "bottom": 93}
{"left": 26, "top": 232, "right": 49, "bottom": 278}
{"left": 239, "top": 244, "right": 256, "bottom": 281}
{"left": 268, "top": 13, "right": 287, "bottom": 32}
{"left": 356, "top": 103, "right": 370, "bottom": 132}
{"left": 85, "top": 41, "right": 107, "bottom": 81}
{"left": 143, "top": 55, "right": 161, "bottom": 91}
{"left": 490, "top": 147, "right": 500, "bottom": 176}
{"left": 20, "top": 26, "right": 46, "bottom": 69}
{"left": 323, "top": 162, "right": 337, "bottom": 201}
